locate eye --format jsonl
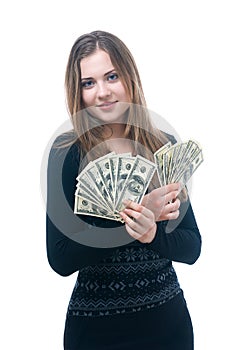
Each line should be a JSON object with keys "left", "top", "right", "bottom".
{"left": 107, "top": 73, "right": 119, "bottom": 82}
{"left": 81, "top": 80, "right": 94, "bottom": 89}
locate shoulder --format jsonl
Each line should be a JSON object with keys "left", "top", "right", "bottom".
{"left": 151, "top": 126, "right": 177, "bottom": 146}
{"left": 51, "top": 130, "right": 77, "bottom": 149}
{"left": 48, "top": 131, "right": 81, "bottom": 167}
{"left": 161, "top": 131, "right": 177, "bottom": 145}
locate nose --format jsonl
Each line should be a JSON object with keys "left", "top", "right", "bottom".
{"left": 97, "top": 81, "right": 111, "bottom": 99}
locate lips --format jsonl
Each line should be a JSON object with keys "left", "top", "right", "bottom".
{"left": 96, "top": 101, "right": 117, "bottom": 108}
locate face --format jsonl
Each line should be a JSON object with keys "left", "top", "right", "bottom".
{"left": 80, "top": 49, "right": 130, "bottom": 124}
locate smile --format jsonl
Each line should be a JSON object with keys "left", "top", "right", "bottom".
{"left": 96, "top": 101, "right": 118, "bottom": 109}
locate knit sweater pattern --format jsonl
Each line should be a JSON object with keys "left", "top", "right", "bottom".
{"left": 67, "top": 245, "right": 180, "bottom": 317}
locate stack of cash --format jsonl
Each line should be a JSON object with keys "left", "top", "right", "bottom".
{"left": 74, "top": 139, "right": 203, "bottom": 221}
{"left": 74, "top": 153, "right": 157, "bottom": 221}
{"left": 154, "top": 139, "right": 203, "bottom": 187}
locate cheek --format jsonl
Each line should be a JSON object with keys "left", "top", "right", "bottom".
{"left": 81, "top": 90, "right": 95, "bottom": 107}
{"left": 119, "top": 82, "right": 131, "bottom": 102}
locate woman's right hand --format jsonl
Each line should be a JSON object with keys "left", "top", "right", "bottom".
{"left": 141, "top": 183, "right": 181, "bottom": 222}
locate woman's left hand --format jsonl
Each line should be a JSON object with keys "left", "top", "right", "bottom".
{"left": 119, "top": 201, "right": 157, "bottom": 243}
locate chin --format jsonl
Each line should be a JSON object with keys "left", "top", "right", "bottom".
{"left": 87, "top": 105, "right": 129, "bottom": 125}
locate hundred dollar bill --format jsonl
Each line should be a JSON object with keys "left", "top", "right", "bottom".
{"left": 77, "top": 160, "right": 114, "bottom": 211}
{"left": 175, "top": 149, "right": 204, "bottom": 186}
{"left": 76, "top": 169, "right": 107, "bottom": 207}
{"left": 168, "top": 142, "right": 187, "bottom": 183}
{"left": 163, "top": 144, "right": 177, "bottom": 184}
{"left": 94, "top": 152, "right": 115, "bottom": 202}
{"left": 75, "top": 183, "right": 110, "bottom": 210}
{"left": 109, "top": 153, "right": 132, "bottom": 205}
{"left": 172, "top": 140, "right": 201, "bottom": 183}
{"left": 74, "top": 195, "right": 121, "bottom": 221}
{"left": 115, "top": 155, "right": 157, "bottom": 212}
{"left": 109, "top": 154, "right": 118, "bottom": 204}
{"left": 114, "top": 154, "right": 135, "bottom": 206}
{"left": 154, "top": 141, "right": 172, "bottom": 186}
{"left": 162, "top": 145, "right": 177, "bottom": 185}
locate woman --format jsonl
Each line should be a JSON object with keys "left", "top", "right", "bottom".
{"left": 46, "top": 30, "right": 201, "bottom": 349}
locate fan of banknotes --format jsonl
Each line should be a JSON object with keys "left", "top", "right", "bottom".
{"left": 74, "top": 139, "right": 203, "bottom": 221}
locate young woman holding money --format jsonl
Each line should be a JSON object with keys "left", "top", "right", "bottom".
{"left": 46, "top": 30, "right": 201, "bottom": 350}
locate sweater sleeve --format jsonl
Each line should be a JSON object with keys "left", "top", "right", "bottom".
{"left": 46, "top": 139, "right": 131, "bottom": 277}
{"left": 149, "top": 200, "right": 202, "bottom": 265}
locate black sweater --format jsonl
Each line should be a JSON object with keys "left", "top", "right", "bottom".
{"left": 46, "top": 138, "right": 201, "bottom": 317}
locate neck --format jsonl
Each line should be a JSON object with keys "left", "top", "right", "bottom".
{"left": 104, "top": 123, "right": 126, "bottom": 139}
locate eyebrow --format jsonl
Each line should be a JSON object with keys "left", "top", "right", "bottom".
{"left": 81, "top": 69, "right": 116, "bottom": 81}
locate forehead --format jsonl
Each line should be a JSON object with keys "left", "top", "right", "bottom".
{"left": 80, "top": 49, "right": 114, "bottom": 78}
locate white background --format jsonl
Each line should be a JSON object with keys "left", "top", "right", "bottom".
{"left": 1, "top": 1, "right": 233, "bottom": 349}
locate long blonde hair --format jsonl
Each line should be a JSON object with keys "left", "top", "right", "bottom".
{"left": 64, "top": 31, "right": 168, "bottom": 156}
{"left": 61, "top": 30, "right": 187, "bottom": 199}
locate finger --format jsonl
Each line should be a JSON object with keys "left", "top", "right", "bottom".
{"left": 123, "top": 200, "right": 155, "bottom": 221}
{"left": 165, "top": 198, "right": 181, "bottom": 212}
{"left": 123, "top": 200, "right": 154, "bottom": 220}
{"left": 148, "top": 184, "right": 180, "bottom": 207}
{"left": 120, "top": 211, "right": 147, "bottom": 234}
{"left": 167, "top": 210, "right": 180, "bottom": 220}
{"left": 124, "top": 224, "right": 142, "bottom": 240}
{"left": 123, "top": 208, "right": 150, "bottom": 228}
{"left": 119, "top": 212, "right": 142, "bottom": 237}
{"left": 158, "top": 183, "right": 181, "bottom": 196}
{"left": 122, "top": 200, "right": 143, "bottom": 212}
{"left": 164, "top": 190, "right": 180, "bottom": 204}
{"left": 157, "top": 209, "right": 180, "bottom": 222}
{"left": 157, "top": 199, "right": 180, "bottom": 221}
